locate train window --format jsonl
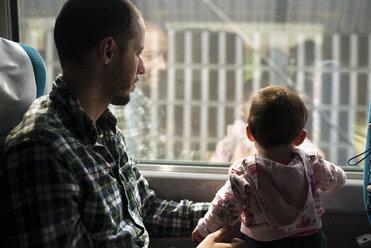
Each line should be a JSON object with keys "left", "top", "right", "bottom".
{"left": 17, "top": 0, "right": 370, "bottom": 171}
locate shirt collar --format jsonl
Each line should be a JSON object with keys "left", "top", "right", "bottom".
{"left": 49, "top": 75, "right": 117, "bottom": 145}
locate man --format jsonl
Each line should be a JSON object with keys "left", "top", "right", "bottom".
{"left": 1, "top": 0, "right": 248, "bottom": 247}
{"left": 0, "top": 0, "right": 209, "bottom": 246}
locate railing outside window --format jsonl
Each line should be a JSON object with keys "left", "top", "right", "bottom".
{"left": 17, "top": 0, "right": 371, "bottom": 166}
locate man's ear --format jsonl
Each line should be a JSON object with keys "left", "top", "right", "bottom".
{"left": 246, "top": 124, "right": 255, "bottom": 142}
{"left": 99, "top": 37, "right": 116, "bottom": 64}
{"left": 294, "top": 129, "right": 307, "bottom": 146}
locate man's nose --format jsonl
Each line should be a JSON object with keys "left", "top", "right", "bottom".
{"left": 138, "top": 57, "right": 145, "bottom": 74}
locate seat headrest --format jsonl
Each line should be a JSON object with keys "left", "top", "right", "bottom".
{"left": 18, "top": 42, "right": 47, "bottom": 98}
{"left": 0, "top": 38, "right": 47, "bottom": 144}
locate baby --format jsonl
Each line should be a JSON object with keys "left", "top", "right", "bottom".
{"left": 192, "top": 85, "right": 346, "bottom": 248}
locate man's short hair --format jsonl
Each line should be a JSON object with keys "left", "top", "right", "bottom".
{"left": 248, "top": 85, "right": 308, "bottom": 148}
{"left": 54, "top": 0, "right": 142, "bottom": 67}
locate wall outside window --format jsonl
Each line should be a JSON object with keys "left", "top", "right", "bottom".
{"left": 17, "top": 0, "right": 371, "bottom": 167}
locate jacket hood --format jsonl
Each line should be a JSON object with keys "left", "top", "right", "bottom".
{"left": 251, "top": 150, "right": 309, "bottom": 227}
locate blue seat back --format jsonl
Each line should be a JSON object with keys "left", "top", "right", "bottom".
{"left": 18, "top": 42, "right": 47, "bottom": 98}
{"left": 0, "top": 38, "right": 47, "bottom": 144}
{"left": 364, "top": 98, "right": 371, "bottom": 224}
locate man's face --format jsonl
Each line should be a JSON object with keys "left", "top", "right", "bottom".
{"left": 141, "top": 24, "right": 167, "bottom": 88}
{"left": 109, "top": 20, "right": 146, "bottom": 105}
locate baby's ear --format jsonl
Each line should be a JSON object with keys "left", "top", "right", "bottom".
{"left": 294, "top": 129, "right": 307, "bottom": 146}
{"left": 246, "top": 124, "right": 255, "bottom": 142}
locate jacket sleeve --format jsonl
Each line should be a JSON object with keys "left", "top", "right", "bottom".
{"left": 309, "top": 152, "right": 347, "bottom": 192}
{"left": 196, "top": 159, "right": 249, "bottom": 238}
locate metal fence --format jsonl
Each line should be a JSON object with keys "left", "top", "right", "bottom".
{"left": 134, "top": 0, "right": 371, "bottom": 164}
{"left": 157, "top": 24, "right": 370, "bottom": 164}
{"left": 19, "top": 0, "right": 371, "bottom": 165}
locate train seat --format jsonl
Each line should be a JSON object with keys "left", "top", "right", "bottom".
{"left": 0, "top": 37, "right": 46, "bottom": 145}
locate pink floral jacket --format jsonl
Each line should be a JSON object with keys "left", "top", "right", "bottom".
{"left": 197, "top": 148, "right": 346, "bottom": 241}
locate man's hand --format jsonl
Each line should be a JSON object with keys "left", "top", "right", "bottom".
{"left": 196, "top": 226, "right": 247, "bottom": 248}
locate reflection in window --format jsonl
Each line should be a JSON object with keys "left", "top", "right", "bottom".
{"left": 18, "top": 0, "right": 371, "bottom": 166}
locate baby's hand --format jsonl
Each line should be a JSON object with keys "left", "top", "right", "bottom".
{"left": 191, "top": 226, "right": 203, "bottom": 243}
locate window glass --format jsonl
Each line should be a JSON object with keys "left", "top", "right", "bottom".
{"left": 18, "top": 0, "right": 371, "bottom": 168}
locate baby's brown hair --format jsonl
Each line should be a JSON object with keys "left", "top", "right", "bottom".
{"left": 247, "top": 86, "right": 308, "bottom": 148}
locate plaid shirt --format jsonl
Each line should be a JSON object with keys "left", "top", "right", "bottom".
{"left": 0, "top": 76, "right": 209, "bottom": 247}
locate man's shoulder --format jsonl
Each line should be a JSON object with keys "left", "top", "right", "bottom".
{"left": 5, "top": 99, "right": 68, "bottom": 149}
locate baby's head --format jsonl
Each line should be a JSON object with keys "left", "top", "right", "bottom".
{"left": 247, "top": 86, "right": 308, "bottom": 149}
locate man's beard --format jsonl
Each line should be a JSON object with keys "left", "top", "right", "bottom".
{"left": 111, "top": 94, "right": 130, "bottom": 106}
{"left": 108, "top": 71, "right": 133, "bottom": 106}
